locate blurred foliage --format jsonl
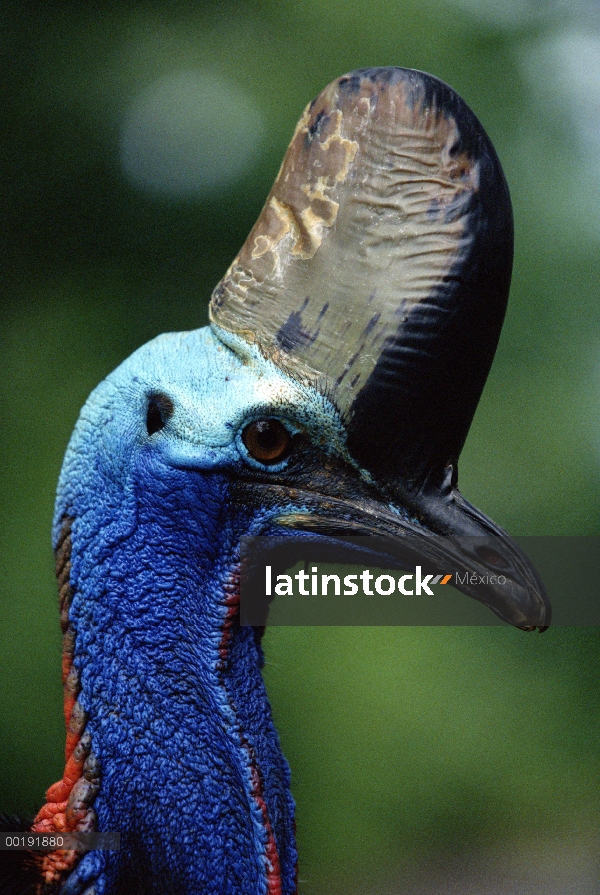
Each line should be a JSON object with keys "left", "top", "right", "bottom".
{"left": 1, "top": 1, "right": 599, "bottom": 892}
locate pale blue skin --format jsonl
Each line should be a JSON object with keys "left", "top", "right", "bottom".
{"left": 57, "top": 326, "right": 349, "bottom": 542}
{"left": 56, "top": 326, "right": 349, "bottom": 895}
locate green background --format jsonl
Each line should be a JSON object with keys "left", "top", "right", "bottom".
{"left": 1, "top": 2, "right": 599, "bottom": 891}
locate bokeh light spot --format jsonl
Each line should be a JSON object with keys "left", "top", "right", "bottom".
{"left": 119, "top": 70, "right": 264, "bottom": 199}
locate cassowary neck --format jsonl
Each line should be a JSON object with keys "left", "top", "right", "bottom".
{"left": 40, "top": 461, "right": 296, "bottom": 895}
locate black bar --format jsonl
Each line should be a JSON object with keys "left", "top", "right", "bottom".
{"left": 0, "top": 833, "right": 120, "bottom": 851}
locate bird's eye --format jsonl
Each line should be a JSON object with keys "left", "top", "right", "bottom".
{"left": 242, "top": 419, "right": 291, "bottom": 465}
{"left": 146, "top": 394, "right": 174, "bottom": 436}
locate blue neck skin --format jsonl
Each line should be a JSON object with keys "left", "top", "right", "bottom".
{"left": 66, "top": 454, "right": 295, "bottom": 895}
{"left": 52, "top": 326, "right": 347, "bottom": 895}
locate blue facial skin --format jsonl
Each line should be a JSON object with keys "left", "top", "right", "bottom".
{"left": 56, "top": 327, "right": 348, "bottom": 895}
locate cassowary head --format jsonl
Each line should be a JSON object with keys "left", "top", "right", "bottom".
{"left": 5, "top": 68, "right": 549, "bottom": 895}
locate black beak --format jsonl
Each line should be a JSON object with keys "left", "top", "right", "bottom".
{"left": 258, "top": 468, "right": 550, "bottom": 631}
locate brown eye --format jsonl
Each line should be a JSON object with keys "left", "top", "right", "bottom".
{"left": 242, "top": 419, "right": 291, "bottom": 464}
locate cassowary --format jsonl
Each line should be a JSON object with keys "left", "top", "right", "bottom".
{"left": 2, "top": 67, "right": 549, "bottom": 895}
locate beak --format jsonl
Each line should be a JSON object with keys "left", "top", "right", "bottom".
{"left": 241, "top": 466, "right": 550, "bottom": 631}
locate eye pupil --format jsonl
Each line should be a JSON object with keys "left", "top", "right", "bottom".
{"left": 146, "top": 394, "right": 174, "bottom": 436}
{"left": 243, "top": 419, "right": 291, "bottom": 464}
{"left": 254, "top": 420, "right": 282, "bottom": 451}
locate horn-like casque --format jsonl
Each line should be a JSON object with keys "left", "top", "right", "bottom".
{"left": 210, "top": 67, "right": 513, "bottom": 489}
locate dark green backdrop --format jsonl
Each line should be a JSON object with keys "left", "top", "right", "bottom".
{"left": 1, "top": 2, "right": 599, "bottom": 892}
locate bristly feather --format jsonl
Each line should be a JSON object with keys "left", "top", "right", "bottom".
{"left": 0, "top": 814, "right": 41, "bottom": 895}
